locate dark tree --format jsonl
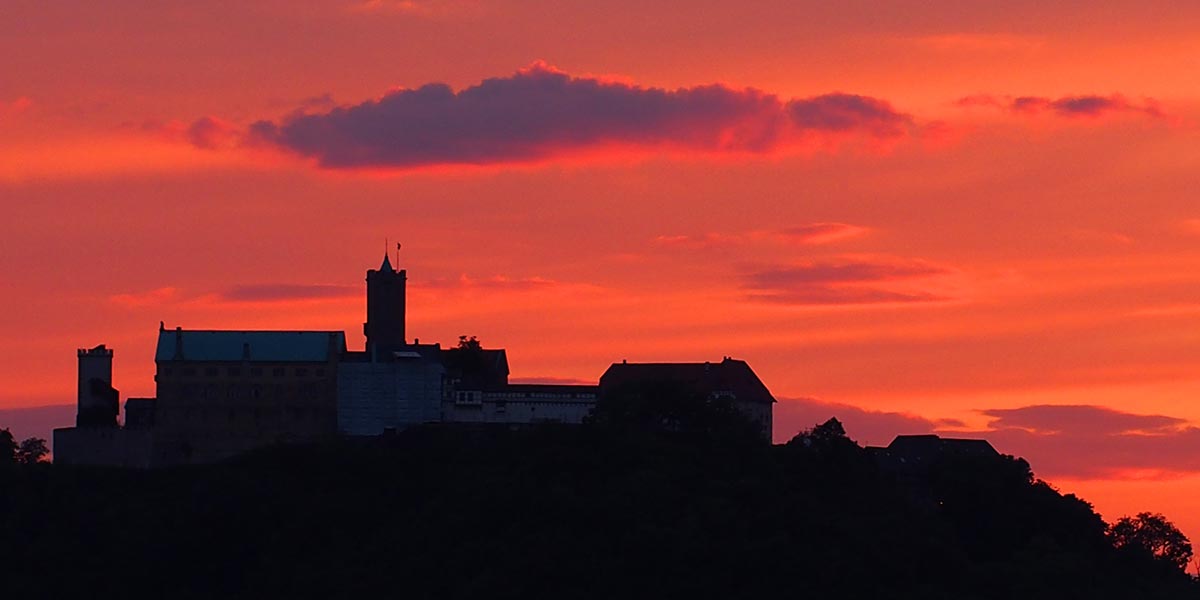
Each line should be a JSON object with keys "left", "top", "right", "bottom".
{"left": 1110, "top": 512, "right": 1194, "bottom": 572}
{"left": 457, "top": 335, "right": 482, "bottom": 351}
{"left": 589, "top": 381, "right": 761, "bottom": 442}
{"left": 16, "top": 437, "right": 49, "bottom": 465}
{"left": 0, "top": 427, "right": 14, "bottom": 463}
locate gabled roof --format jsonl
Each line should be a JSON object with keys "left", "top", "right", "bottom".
{"left": 599, "top": 358, "right": 776, "bottom": 404}
{"left": 155, "top": 328, "right": 346, "bottom": 362}
{"left": 441, "top": 347, "right": 510, "bottom": 388}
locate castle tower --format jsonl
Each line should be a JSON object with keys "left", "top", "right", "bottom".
{"left": 77, "top": 344, "right": 118, "bottom": 427}
{"left": 364, "top": 254, "right": 406, "bottom": 358}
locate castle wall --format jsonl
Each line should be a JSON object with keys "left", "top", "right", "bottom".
{"left": 337, "top": 355, "right": 444, "bottom": 435}
{"left": 153, "top": 360, "right": 338, "bottom": 464}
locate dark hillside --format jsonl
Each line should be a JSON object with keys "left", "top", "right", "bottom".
{"left": 2, "top": 423, "right": 1196, "bottom": 599}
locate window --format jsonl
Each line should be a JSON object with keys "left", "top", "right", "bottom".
{"left": 315, "top": 368, "right": 325, "bottom": 377}
{"left": 182, "top": 368, "right": 196, "bottom": 377}
{"left": 273, "top": 367, "right": 285, "bottom": 377}
{"left": 296, "top": 368, "right": 308, "bottom": 376}
{"left": 249, "top": 367, "right": 263, "bottom": 377}
{"left": 204, "top": 367, "right": 218, "bottom": 376}
{"left": 228, "top": 367, "right": 241, "bottom": 376}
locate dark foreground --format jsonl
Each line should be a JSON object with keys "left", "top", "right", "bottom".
{"left": 2, "top": 423, "right": 1197, "bottom": 599}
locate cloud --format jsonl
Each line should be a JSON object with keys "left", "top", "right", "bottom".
{"left": 774, "top": 396, "right": 950, "bottom": 445}
{"left": 248, "top": 63, "right": 913, "bottom": 169}
{"left": 655, "top": 223, "right": 868, "bottom": 251}
{"left": 220, "top": 284, "right": 358, "bottom": 303}
{"left": 653, "top": 233, "right": 744, "bottom": 250}
{"left": 788, "top": 94, "right": 911, "bottom": 138}
{"left": 743, "top": 258, "right": 953, "bottom": 305}
{"left": 779, "top": 401, "right": 1200, "bottom": 481}
{"left": 109, "top": 286, "right": 180, "bottom": 308}
{"left": 0, "top": 405, "right": 75, "bottom": 451}
{"left": 776, "top": 222, "right": 869, "bottom": 244}
{"left": 418, "top": 274, "right": 560, "bottom": 291}
{"left": 974, "top": 404, "right": 1200, "bottom": 480}
{"left": 956, "top": 94, "right": 1164, "bottom": 119}
{"left": 348, "top": 0, "right": 478, "bottom": 17}
{"left": 186, "top": 116, "right": 239, "bottom": 150}
{"left": 982, "top": 404, "right": 1185, "bottom": 436}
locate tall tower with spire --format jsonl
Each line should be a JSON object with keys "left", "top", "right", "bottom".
{"left": 364, "top": 254, "right": 407, "bottom": 358}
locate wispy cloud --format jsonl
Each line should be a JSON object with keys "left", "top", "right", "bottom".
{"left": 982, "top": 404, "right": 1185, "bottom": 436}
{"left": 774, "top": 396, "right": 952, "bottom": 444}
{"left": 654, "top": 222, "right": 869, "bottom": 251}
{"left": 653, "top": 233, "right": 744, "bottom": 250}
{"left": 109, "top": 286, "right": 180, "bottom": 308}
{"left": 743, "top": 258, "right": 954, "bottom": 305}
{"left": 110, "top": 284, "right": 361, "bottom": 308}
{"left": 776, "top": 222, "right": 869, "bottom": 245}
{"left": 956, "top": 94, "right": 1165, "bottom": 119}
{"left": 418, "top": 274, "right": 560, "bottom": 291}
{"left": 975, "top": 404, "right": 1200, "bottom": 479}
{"left": 219, "top": 284, "right": 359, "bottom": 303}
{"left": 347, "top": 0, "right": 479, "bottom": 17}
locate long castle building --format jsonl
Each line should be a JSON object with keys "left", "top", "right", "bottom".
{"left": 54, "top": 255, "right": 775, "bottom": 467}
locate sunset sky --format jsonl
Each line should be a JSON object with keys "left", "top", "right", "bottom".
{"left": 4, "top": 0, "right": 1200, "bottom": 541}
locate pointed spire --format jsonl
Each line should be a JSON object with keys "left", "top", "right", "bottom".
{"left": 379, "top": 253, "right": 394, "bottom": 273}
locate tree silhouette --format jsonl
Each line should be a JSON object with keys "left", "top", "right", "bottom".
{"left": 589, "top": 381, "right": 761, "bottom": 442}
{"left": 1110, "top": 512, "right": 1193, "bottom": 572}
{"left": 0, "top": 427, "right": 14, "bottom": 463}
{"left": 16, "top": 437, "right": 48, "bottom": 465}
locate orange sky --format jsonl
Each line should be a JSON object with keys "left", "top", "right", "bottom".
{"left": 4, "top": 0, "right": 1200, "bottom": 546}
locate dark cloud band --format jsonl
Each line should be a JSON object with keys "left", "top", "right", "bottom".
{"left": 248, "top": 63, "right": 912, "bottom": 168}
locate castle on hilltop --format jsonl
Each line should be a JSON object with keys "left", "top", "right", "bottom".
{"left": 54, "top": 255, "right": 775, "bottom": 467}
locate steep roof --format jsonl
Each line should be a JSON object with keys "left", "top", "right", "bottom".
{"left": 441, "top": 347, "right": 510, "bottom": 388}
{"left": 599, "top": 358, "right": 776, "bottom": 404}
{"left": 155, "top": 328, "right": 346, "bottom": 362}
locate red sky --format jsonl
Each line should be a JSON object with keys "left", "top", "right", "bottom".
{"left": 4, "top": 0, "right": 1200, "bottom": 544}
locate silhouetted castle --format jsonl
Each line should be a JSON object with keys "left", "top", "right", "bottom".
{"left": 54, "top": 255, "right": 776, "bottom": 467}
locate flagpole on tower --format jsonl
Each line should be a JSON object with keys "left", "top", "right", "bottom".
{"left": 396, "top": 242, "right": 401, "bottom": 268}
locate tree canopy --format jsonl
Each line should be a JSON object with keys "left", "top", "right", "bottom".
{"left": 1111, "top": 512, "right": 1194, "bottom": 572}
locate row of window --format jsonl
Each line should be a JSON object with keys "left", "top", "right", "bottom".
{"left": 171, "top": 384, "right": 330, "bottom": 401}
{"left": 165, "top": 406, "right": 326, "bottom": 424}
{"left": 485, "top": 392, "right": 597, "bottom": 400}
{"left": 161, "top": 366, "right": 327, "bottom": 378}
